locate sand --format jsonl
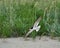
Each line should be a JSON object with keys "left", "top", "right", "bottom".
{"left": 0, "top": 36, "right": 60, "bottom": 48}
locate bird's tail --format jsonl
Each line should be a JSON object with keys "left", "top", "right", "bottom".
{"left": 36, "top": 26, "right": 41, "bottom": 32}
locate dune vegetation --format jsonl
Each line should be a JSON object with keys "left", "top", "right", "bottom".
{"left": 0, "top": 0, "right": 60, "bottom": 38}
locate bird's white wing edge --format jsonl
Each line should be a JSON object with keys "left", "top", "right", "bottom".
{"left": 25, "top": 29, "right": 34, "bottom": 37}
{"left": 33, "top": 17, "right": 41, "bottom": 27}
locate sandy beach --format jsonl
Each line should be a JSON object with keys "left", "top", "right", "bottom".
{"left": 0, "top": 36, "right": 60, "bottom": 48}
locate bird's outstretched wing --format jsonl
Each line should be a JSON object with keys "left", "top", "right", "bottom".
{"left": 25, "top": 29, "right": 33, "bottom": 37}
{"left": 25, "top": 17, "right": 41, "bottom": 37}
{"left": 33, "top": 17, "right": 41, "bottom": 27}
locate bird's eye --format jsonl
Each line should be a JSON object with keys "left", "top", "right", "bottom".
{"left": 31, "top": 27, "right": 33, "bottom": 29}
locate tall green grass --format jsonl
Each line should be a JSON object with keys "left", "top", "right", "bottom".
{"left": 0, "top": 0, "right": 60, "bottom": 38}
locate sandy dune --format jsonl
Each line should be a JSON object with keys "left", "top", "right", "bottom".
{"left": 0, "top": 36, "right": 60, "bottom": 48}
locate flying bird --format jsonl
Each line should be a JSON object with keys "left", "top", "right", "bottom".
{"left": 25, "top": 17, "right": 41, "bottom": 38}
